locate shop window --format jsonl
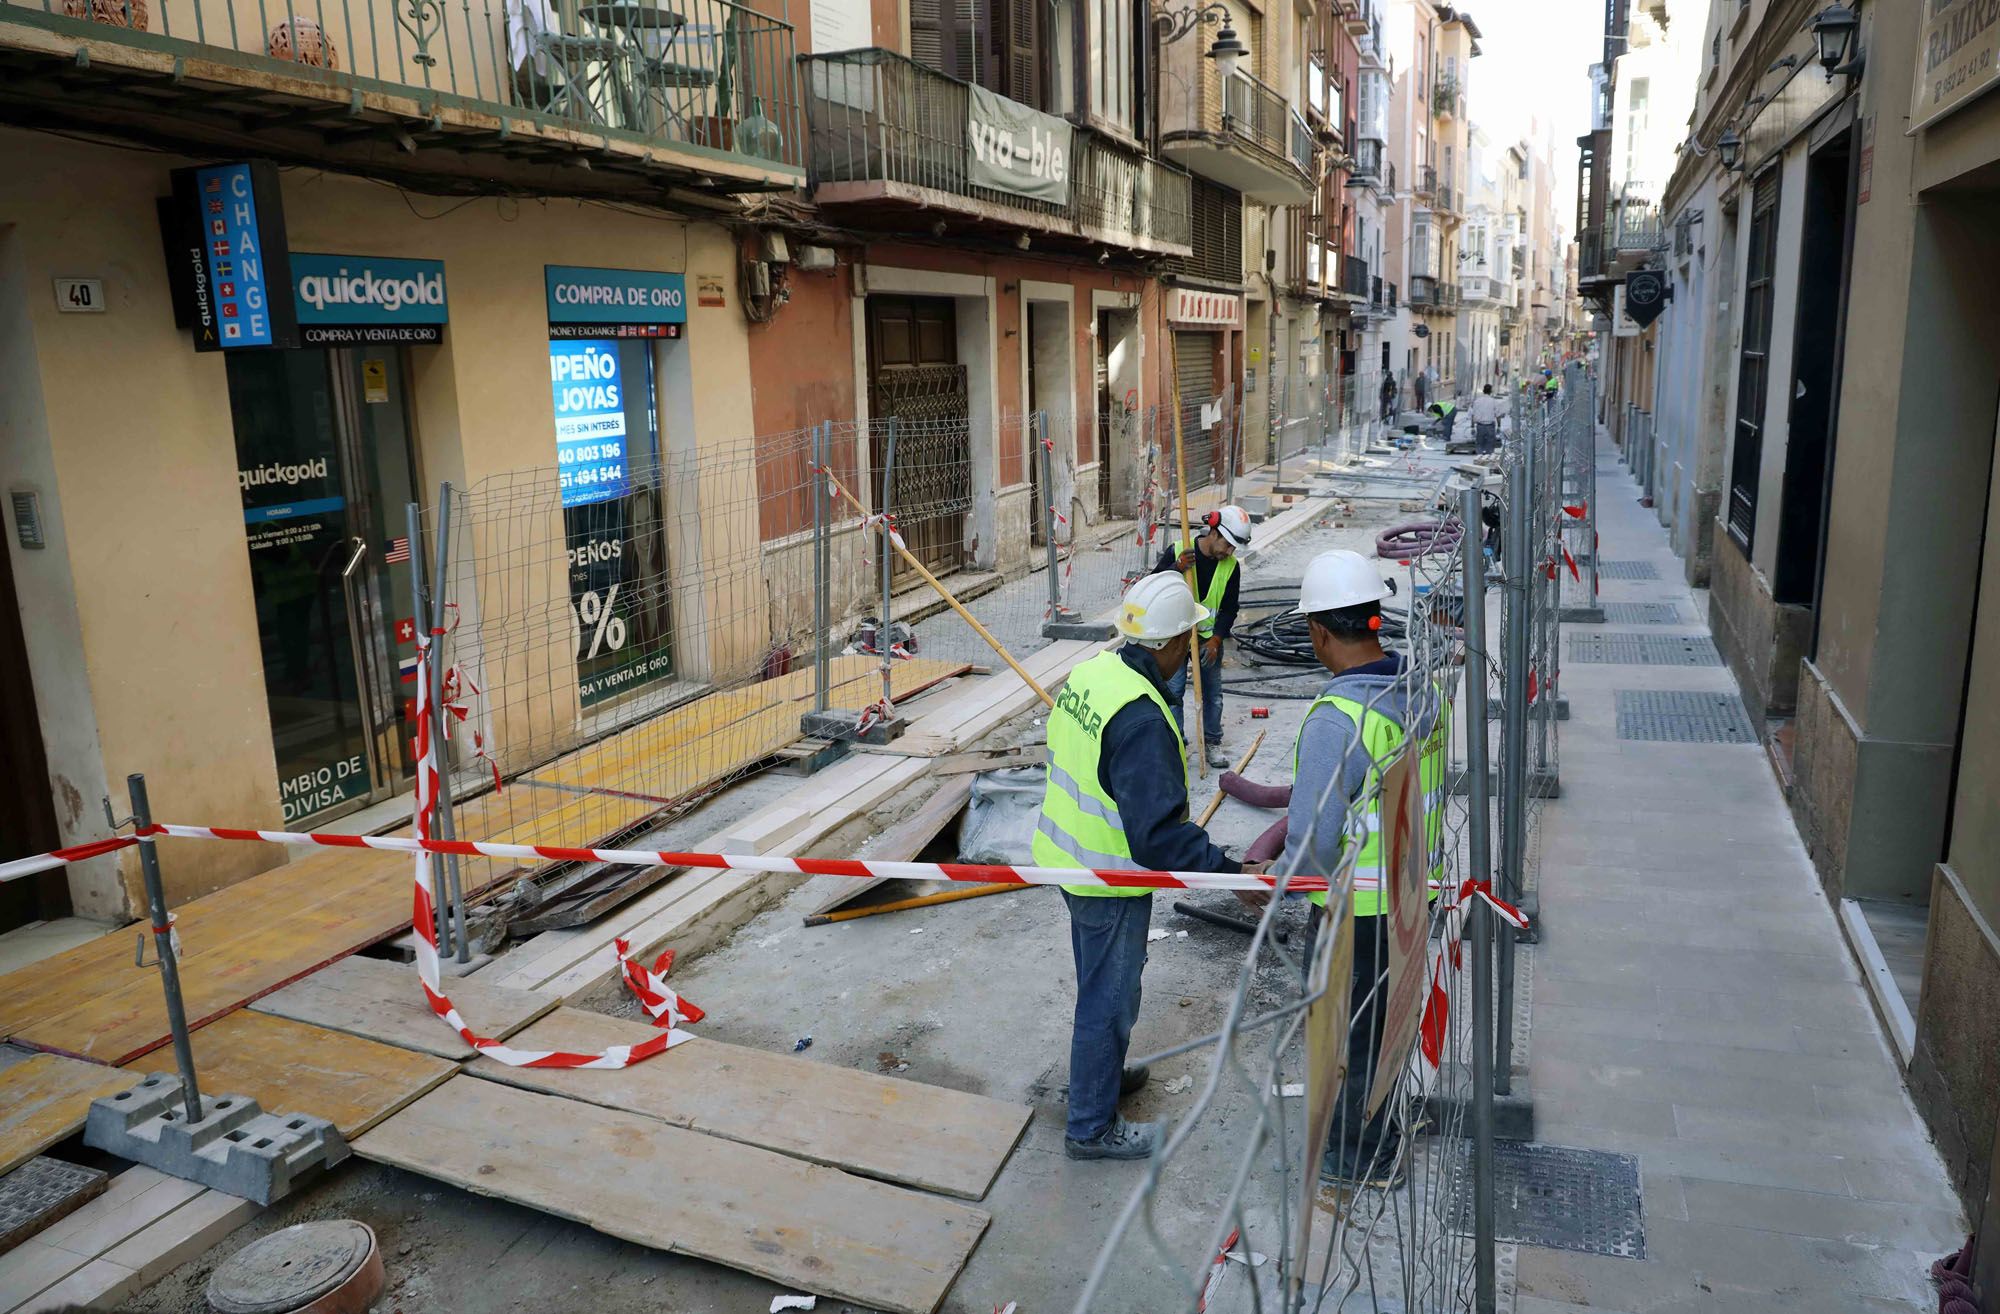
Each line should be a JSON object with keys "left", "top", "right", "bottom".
{"left": 547, "top": 338, "right": 674, "bottom": 707}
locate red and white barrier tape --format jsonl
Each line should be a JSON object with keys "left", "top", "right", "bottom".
{"left": 1418, "top": 879, "right": 1530, "bottom": 1069}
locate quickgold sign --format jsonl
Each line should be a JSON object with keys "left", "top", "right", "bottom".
{"left": 1913, "top": 0, "right": 2000, "bottom": 130}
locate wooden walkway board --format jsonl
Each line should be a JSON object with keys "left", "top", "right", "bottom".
{"left": 0, "top": 657, "right": 965, "bottom": 1067}
{"left": 468, "top": 1008, "right": 1029, "bottom": 1201}
{"left": 120, "top": 1012, "right": 454, "bottom": 1138}
{"left": 0, "top": 1055, "right": 141, "bottom": 1179}
{"left": 250, "top": 956, "right": 557, "bottom": 1060}
{"left": 356, "top": 1077, "right": 988, "bottom": 1314}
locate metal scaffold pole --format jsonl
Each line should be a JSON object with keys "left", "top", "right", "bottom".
{"left": 128, "top": 773, "right": 203, "bottom": 1125}
{"left": 879, "top": 417, "right": 898, "bottom": 714}
{"left": 428, "top": 486, "right": 470, "bottom": 963}
{"left": 813, "top": 420, "right": 830, "bottom": 714}
{"left": 1460, "top": 484, "right": 1499, "bottom": 1314}
{"left": 1496, "top": 446, "right": 1531, "bottom": 1095}
{"left": 407, "top": 500, "right": 455, "bottom": 958}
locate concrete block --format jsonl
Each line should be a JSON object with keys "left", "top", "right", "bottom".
{"left": 1040, "top": 617, "right": 1116, "bottom": 642}
{"left": 1559, "top": 604, "right": 1607, "bottom": 623}
{"left": 799, "top": 708, "right": 906, "bottom": 746}
{"left": 82, "top": 1076, "right": 348, "bottom": 1207}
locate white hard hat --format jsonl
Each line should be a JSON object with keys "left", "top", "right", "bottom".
{"left": 1294, "top": 549, "right": 1392, "bottom": 614}
{"left": 1207, "top": 505, "right": 1253, "bottom": 549}
{"left": 1118, "top": 572, "right": 1212, "bottom": 644}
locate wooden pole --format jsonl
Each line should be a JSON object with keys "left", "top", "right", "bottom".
{"left": 1170, "top": 361, "right": 1210, "bottom": 778}
{"left": 802, "top": 881, "right": 1023, "bottom": 926}
{"left": 818, "top": 466, "right": 1055, "bottom": 708}
{"left": 1196, "top": 729, "right": 1266, "bottom": 829}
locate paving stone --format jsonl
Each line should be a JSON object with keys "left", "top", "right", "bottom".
{"left": 1642, "top": 1218, "right": 1941, "bottom": 1305}
{"left": 1540, "top": 1128, "right": 1854, "bottom": 1197}
{"left": 1672, "top": 1102, "right": 1935, "bottom": 1160}
{"left": 1675, "top": 1177, "right": 1966, "bottom": 1250}
{"left": 1530, "top": 1057, "right": 1830, "bottom": 1116}
{"left": 1842, "top": 1156, "right": 1969, "bottom": 1210}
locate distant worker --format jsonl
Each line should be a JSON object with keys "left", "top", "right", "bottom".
{"left": 1153, "top": 505, "right": 1252, "bottom": 769}
{"left": 1425, "top": 398, "right": 1458, "bottom": 448}
{"left": 1282, "top": 549, "right": 1448, "bottom": 1189}
{"left": 1470, "top": 383, "right": 1506, "bottom": 455}
{"left": 1541, "top": 367, "right": 1561, "bottom": 406}
{"left": 1034, "top": 571, "right": 1245, "bottom": 1161}
{"left": 1413, "top": 368, "right": 1429, "bottom": 415}
{"left": 1378, "top": 372, "right": 1398, "bottom": 424}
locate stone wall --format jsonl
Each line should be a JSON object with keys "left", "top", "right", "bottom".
{"left": 1909, "top": 866, "right": 2000, "bottom": 1215}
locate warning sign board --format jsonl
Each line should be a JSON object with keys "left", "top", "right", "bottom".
{"left": 1364, "top": 745, "right": 1428, "bottom": 1117}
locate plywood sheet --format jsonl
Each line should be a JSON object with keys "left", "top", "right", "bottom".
{"left": 0, "top": 1054, "right": 141, "bottom": 1178}
{"left": 468, "top": 1008, "right": 1027, "bottom": 1201}
{"left": 0, "top": 657, "right": 964, "bottom": 1066}
{"left": 120, "top": 1012, "right": 454, "bottom": 1138}
{"left": 250, "top": 956, "right": 557, "bottom": 1060}
{"left": 355, "top": 1077, "right": 988, "bottom": 1314}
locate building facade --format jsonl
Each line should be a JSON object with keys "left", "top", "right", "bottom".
{"left": 1628, "top": 0, "right": 2000, "bottom": 1279}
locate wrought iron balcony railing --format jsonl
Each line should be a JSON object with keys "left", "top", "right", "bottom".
{"left": 1222, "top": 68, "right": 1311, "bottom": 178}
{"left": 2, "top": 0, "right": 804, "bottom": 178}
{"left": 1346, "top": 135, "right": 1383, "bottom": 183}
{"left": 1415, "top": 162, "right": 1437, "bottom": 197}
{"left": 1340, "top": 252, "right": 1370, "bottom": 298}
{"left": 802, "top": 48, "right": 1192, "bottom": 253}
{"left": 1409, "top": 274, "right": 1438, "bottom": 306}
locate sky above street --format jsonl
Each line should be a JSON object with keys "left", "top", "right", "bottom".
{"left": 1466, "top": 0, "right": 1606, "bottom": 226}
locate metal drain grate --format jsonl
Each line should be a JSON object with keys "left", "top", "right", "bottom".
{"left": 1569, "top": 632, "right": 1723, "bottom": 666}
{"left": 0, "top": 1157, "right": 109, "bottom": 1251}
{"left": 1454, "top": 1142, "right": 1645, "bottom": 1259}
{"left": 1603, "top": 602, "right": 1685, "bottom": 625}
{"left": 1594, "top": 560, "right": 1660, "bottom": 580}
{"left": 1616, "top": 690, "right": 1756, "bottom": 743}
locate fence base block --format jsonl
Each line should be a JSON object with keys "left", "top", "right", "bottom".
{"left": 84, "top": 1076, "right": 347, "bottom": 1206}
{"left": 1420, "top": 1083, "right": 1537, "bottom": 1143}
{"left": 1484, "top": 699, "right": 1571, "bottom": 722}
{"left": 1041, "top": 617, "right": 1116, "bottom": 642}
{"left": 800, "top": 709, "right": 906, "bottom": 747}
{"left": 1447, "top": 766, "right": 1562, "bottom": 799}
{"left": 1512, "top": 891, "right": 1542, "bottom": 945}
{"left": 1559, "top": 605, "right": 1607, "bottom": 624}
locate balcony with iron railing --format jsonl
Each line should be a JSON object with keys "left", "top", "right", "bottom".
{"left": 1339, "top": 252, "right": 1370, "bottom": 299}
{"left": 1432, "top": 71, "right": 1459, "bottom": 118}
{"left": 1339, "top": 0, "right": 1369, "bottom": 34}
{"left": 0, "top": 0, "right": 805, "bottom": 195}
{"left": 1345, "top": 135, "right": 1384, "bottom": 186}
{"left": 1159, "top": 49, "right": 1312, "bottom": 203}
{"left": 1414, "top": 163, "right": 1437, "bottom": 198}
{"left": 1408, "top": 274, "right": 1438, "bottom": 307}
{"left": 803, "top": 49, "right": 1192, "bottom": 256}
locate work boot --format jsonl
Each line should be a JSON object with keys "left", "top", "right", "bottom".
{"left": 1065, "top": 1116, "right": 1161, "bottom": 1161}
{"left": 1120, "top": 1064, "right": 1150, "bottom": 1096}
{"left": 1206, "top": 744, "right": 1231, "bottom": 770}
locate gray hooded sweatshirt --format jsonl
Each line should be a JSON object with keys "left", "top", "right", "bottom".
{"left": 1281, "top": 653, "right": 1441, "bottom": 880}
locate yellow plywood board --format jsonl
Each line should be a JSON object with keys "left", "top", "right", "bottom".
{"left": 469, "top": 1008, "right": 1027, "bottom": 1200}
{"left": 120, "top": 1011, "right": 454, "bottom": 1138}
{"left": 0, "top": 658, "right": 965, "bottom": 1066}
{"left": 356, "top": 1077, "right": 989, "bottom": 1314}
{"left": 0, "top": 1054, "right": 142, "bottom": 1178}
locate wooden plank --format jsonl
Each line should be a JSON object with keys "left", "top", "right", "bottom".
{"left": 120, "top": 1012, "right": 455, "bottom": 1138}
{"left": 807, "top": 776, "right": 975, "bottom": 919}
{"left": 355, "top": 1078, "right": 989, "bottom": 1314}
{"left": 0, "top": 1055, "right": 141, "bottom": 1178}
{"left": 0, "top": 657, "right": 963, "bottom": 1067}
{"left": 468, "top": 1008, "right": 1027, "bottom": 1201}
{"left": 249, "top": 956, "right": 557, "bottom": 1061}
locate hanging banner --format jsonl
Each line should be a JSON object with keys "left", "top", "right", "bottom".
{"left": 166, "top": 161, "right": 299, "bottom": 352}
{"left": 1364, "top": 745, "right": 1428, "bottom": 1118}
{"left": 967, "top": 84, "right": 1072, "bottom": 205}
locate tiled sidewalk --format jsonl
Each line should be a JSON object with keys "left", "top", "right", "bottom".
{"left": 1512, "top": 436, "right": 1965, "bottom": 1313}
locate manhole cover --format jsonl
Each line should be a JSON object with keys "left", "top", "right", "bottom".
{"left": 209, "top": 1219, "right": 382, "bottom": 1314}
{"left": 1616, "top": 690, "right": 1755, "bottom": 743}
{"left": 1453, "top": 1142, "right": 1645, "bottom": 1259}
{"left": 0, "top": 1157, "right": 108, "bottom": 1252}
{"left": 1594, "top": 560, "right": 1659, "bottom": 580}
{"left": 1568, "top": 633, "right": 1722, "bottom": 666}
{"left": 1603, "top": 602, "right": 1684, "bottom": 624}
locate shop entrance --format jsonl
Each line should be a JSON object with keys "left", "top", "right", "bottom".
{"left": 227, "top": 347, "right": 423, "bottom": 826}
{"left": 866, "top": 296, "right": 970, "bottom": 579}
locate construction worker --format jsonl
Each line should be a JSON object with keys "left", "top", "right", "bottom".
{"left": 1034, "top": 571, "right": 1245, "bottom": 1161}
{"left": 1469, "top": 383, "right": 1506, "bottom": 455}
{"left": 1425, "top": 398, "right": 1458, "bottom": 448}
{"left": 1541, "top": 367, "right": 1560, "bottom": 406}
{"left": 1282, "top": 549, "right": 1448, "bottom": 1189}
{"left": 1153, "top": 505, "right": 1251, "bottom": 769}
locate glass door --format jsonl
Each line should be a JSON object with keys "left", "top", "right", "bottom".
{"left": 228, "top": 347, "right": 422, "bottom": 826}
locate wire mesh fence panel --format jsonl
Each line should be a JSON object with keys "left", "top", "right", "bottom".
{"left": 1072, "top": 512, "right": 1501, "bottom": 1314}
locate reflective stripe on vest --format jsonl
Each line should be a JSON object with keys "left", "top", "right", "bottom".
{"left": 1032, "top": 650, "right": 1186, "bottom": 897}
{"left": 1293, "top": 690, "right": 1451, "bottom": 916}
{"left": 1178, "top": 536, "right": 1239, "bottom": 638}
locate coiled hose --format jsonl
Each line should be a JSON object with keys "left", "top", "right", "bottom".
{"left": 1376, "top": 518, "right": 1464, "bottom": 561}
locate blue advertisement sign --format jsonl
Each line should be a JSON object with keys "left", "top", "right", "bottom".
{"left": 545, "top": 266, "right": 686, "bottom": 336}
{"left": 197, "top": 163, "right": 282, "bottom": 348}
{"left": 549, "top": 340, "right": 631, "bottom": 508}
{"left": 293, "top": 253, "right": 448, "bottom": 334}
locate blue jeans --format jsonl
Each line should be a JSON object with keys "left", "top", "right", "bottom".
{"left": 1062, "top": 891, "right": 1154, "bottom": 1141}
{"left": 1164, "top": 646, "right": 1224, "bottom": 747}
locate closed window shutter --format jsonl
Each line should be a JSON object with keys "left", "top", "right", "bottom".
{"left": 911, "top": 0, "right": 946, "bottom": 73}
{"left": 1002, "top": 0, "right": 1037, "bottom": 103}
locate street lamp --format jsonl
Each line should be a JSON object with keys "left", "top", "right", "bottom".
{"left": 1207, "top": 19, "right": 1247, "bottom": 83}
{"left": 1810, "top": 4, "right": 1863, "bottom": 80}
{"left": 1716, "top": 128, "right": 1743, "bottom": 172}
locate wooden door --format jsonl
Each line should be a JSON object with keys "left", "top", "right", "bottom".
{"left": 0, "top": 524, "right": 66, "bottom": 930}
{"left": 867, "top": 297, "right": 970, "bottom": 578}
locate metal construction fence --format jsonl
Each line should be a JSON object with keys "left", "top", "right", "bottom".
{"left": 1073, "top": 375, "right": 1589, "bottom": 1314}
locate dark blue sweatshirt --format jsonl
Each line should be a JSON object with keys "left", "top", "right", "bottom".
{"left": 1095, "top": 644, "right": 1240, "bottom": 873}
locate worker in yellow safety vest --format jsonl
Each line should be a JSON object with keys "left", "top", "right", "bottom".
{"left": 1152, "top": 504, "right": 1252, "bottom": 768}
{"left": 1033, "top": 571, "right": 1248, "bottom": 1161}
{"left": 1280, "top": 549, "right": 1449, "bottom": 1190}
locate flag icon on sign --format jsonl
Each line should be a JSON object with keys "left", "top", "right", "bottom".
{"left": 210, "top": 219, "right": 226, "bottom": 237}
{"left": 216, "top": 261, "right": 234, "bottom": 277}
{"left": 398, "top": 656, "right": 420, "bottom": 684}
{"left": 205, "top": 176, "right": 222, "bottom": 193}
{"left": 219, "top": 283, "right": 235, "bottom": 298}
{"left": 221, "top": 304, "right": 238, "bottom": 319}
{"left": 394, "top": 617, "right": 417, "bottom": 644}
{"left": 385, "top": 537, "right": 411, "bottom": 564}
{"left": 212, "top": 240, "right": 230, "bottom": 258}
{"left": 223, "top": 324, "right": 241, "bottom": 340}
{"left": 208, "top": 200, "right": 224, "bottom": 214}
